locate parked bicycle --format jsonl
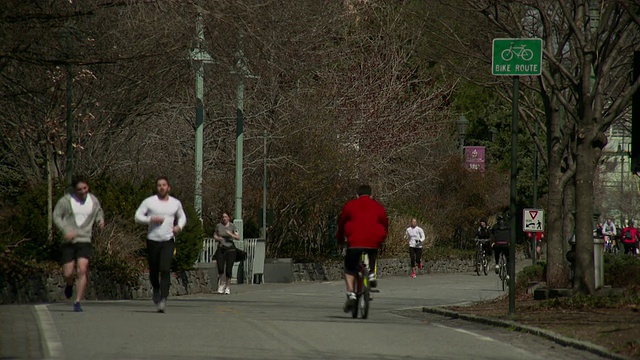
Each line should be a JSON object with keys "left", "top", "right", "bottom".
{"left": 474, "top": 238, "right": 489, "bottom": 276}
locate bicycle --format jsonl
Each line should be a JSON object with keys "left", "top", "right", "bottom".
{"left": 501, "top": 44, "right": 534, "bottom": 61}
{"left": 604, "top": 235, "right": 619, "bottom": 255}
{"left": 474, "top": 238, "right": 488, "bottom": 276}
{"left": 351, "top": 251, "right": 374, "bottom": 319}
{"left": 498, "top": 252, "right": 508, "bottom": 291}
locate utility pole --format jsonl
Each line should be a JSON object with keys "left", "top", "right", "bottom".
{"left": 620, "top": 137, "right": 625, "bottom": 227}
{"left": 234, "top": 45, "right": 246, "bottom": 242}
{"left": 233, "top": 38, "right": 258, "bottom": 242}
{"left": 533, "top": 123, "right": 538, "bottom": 209}
{"left": 509, "top": 75, "right": 519, "bottom": 315}
{"left": 65, "top": 63, "right": 73, "bottom": 189}
{"left": 262, "top": 130, "right": 267, "bottom": 239}
{"left": 191, "top": 13, "right": 212, "bottom": 223}
{"left": 532, "top": 123, "right": 538, "bottom": 266}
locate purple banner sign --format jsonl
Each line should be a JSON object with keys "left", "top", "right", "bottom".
{"left": 464, "top": 146, "right": 485, "bottom": 173}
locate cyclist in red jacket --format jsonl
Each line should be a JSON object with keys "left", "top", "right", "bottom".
{"left": 620, "top": 220, "right": 639, "bottom": 255}
{"left": 336, "top": 184, "right": 389, "bottom": 312}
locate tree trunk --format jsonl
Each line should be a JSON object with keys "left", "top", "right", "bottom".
{"left": 47, "top": 143, "right": 54, "bottom": 243}
{"left": 562, "top": 178, "right": 575, "bottom": 270}
{"left": 545, "top": 94, "right": 570, "bottom": 288}
{"left": 546, "top": 146, "right": 567, "bottom": 287}
{"left": 574, "top": 132, "right": 596, "bottom": 294}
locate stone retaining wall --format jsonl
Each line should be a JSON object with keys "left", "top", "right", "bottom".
{"left": 292, "top": 257, "right": 477, "bottom": 282}
{"left": 0, "top": 269, "right": 213, "bottom": 305}
{"left": 2, "top": 254, "right": 523, "bottom": 304}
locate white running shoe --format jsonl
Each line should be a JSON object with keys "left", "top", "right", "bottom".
{"left": 368, "top": 273, "right": 377, "bottom": 288}
{"left": 224, "top": 287, "right": 231, "bottom": 295}
{"left": 343, "top": 292, "right": 357, "bottom": 312}
{"left": 217, "top": 283, "right": 226, "bottom": 294}
{"left": 157, "top": 299, "right": 166, "bottom": 313}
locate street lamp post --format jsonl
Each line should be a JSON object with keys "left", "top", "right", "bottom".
{"left": 262, "top": 130, "right": 267, "bottom": 239}
{"left": 618, "top": 142, "right": 625, "bottom": 227}
{"left": 233, "top": 38, "right": 257, "bottom": 243}
{"left": 456, "top": 115, "right": 469, "bottom": 151}
{"left": 191, "top": 13, "right": 213, "bottom": 223}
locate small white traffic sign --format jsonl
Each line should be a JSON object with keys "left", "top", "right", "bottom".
{"left": 523, "top": 208, "right": 544, "bottom": 232}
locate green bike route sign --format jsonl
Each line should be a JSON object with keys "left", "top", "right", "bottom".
{"left": 492, "top": 38, "right": 542, "bottom": 76}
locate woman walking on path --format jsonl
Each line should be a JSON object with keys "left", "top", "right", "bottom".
{"left": 214, "top": 212, "right": 240, "bottom": 294}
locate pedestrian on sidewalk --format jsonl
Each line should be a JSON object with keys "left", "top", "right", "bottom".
{"left": 213, "top": 212, "right": 240, "bottom": 295}
{"left": 135, "top": 177, "right": 186, "bottom": 313}
{"left": 53, "top": 177, "right": 105, "bottom": 312}
{"left": 406, "top": 218, "right": 425, "bottom": 278}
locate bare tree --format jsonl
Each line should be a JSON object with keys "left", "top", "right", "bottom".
{"left": 451, "top": 1, "right": 640, "bottom": 293}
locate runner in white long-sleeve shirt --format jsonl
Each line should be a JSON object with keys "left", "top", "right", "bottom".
{"left": 135, "top": 177, "right": 186, "bottom": 313}
{"left": 405, "top": 218, "right": 425, "bottom": 278}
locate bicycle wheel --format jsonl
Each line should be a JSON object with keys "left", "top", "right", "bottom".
{"left": 501, "top": 49, "right": 513, "bottom": 61}
{"left": 499, "top": 255, "right": 507, "bottom": 291}
{"left": 482, "top": 255, "right": 488, "bottom": 275}
{"left": 351, "top": 295, "right": 359, "bottom": 318}
{"left": 351, "top": 272, "right": 361, "bottom": 318}
{"left": 475, "top": 248, "right": 482, "bottom": 276}
{"left": 501, "top": 266, "right": 507, "bottom": 291}
{"left": 522, "top": 49, "right": 534, "bottom": 61}
{"left": 359, "top": 286, "right": 370, "bottom": 319}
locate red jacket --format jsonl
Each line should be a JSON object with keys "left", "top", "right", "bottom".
{"left": 336, "top": 195, "right": 388, "bottom": 249}
{"left": 620, "top": 227, "right": 639, "bottom": 244}
{"left": 526, "top": 232, "right": 544, "bottom": 242}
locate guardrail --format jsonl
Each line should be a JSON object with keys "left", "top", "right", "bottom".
{"left": 196, "top": 238, "right": 265, "bottom": 284}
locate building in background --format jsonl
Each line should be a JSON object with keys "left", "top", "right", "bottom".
{"left": 596, "top": 118, "right": 639, "bottom": 227}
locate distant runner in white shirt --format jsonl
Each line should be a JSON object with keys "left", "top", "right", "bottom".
{"left": 135, "top": 177, "right": 186, "bottom": 313}
{"left": 405, "top": 218, "right": 425, "bottom": 278}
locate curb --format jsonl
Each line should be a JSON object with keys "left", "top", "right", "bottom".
{"left": 422, "top": 306, "right": 630, "bottom": 360}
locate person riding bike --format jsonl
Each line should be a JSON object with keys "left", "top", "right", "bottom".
{"left": 603, "top": 218, "right": 617, "bottom": 253}
{"left": 620, "top": 220, "right": 639, "bottom": 255}
{"left": 476, "top": 218, "right": 492, "bottom": 258}
{"left": 492, "top": 215, "right": 510, "bottom": 280}
{"left": 336, "top": 184, "right": 388, "bottom": 313}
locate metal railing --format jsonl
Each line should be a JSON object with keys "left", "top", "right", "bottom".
{"left": 196, "top": 238, "right": 265, "bottom": 284}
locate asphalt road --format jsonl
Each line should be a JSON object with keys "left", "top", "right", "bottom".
{"left": 24, "top": 269, "right": 606, "bottom": 360}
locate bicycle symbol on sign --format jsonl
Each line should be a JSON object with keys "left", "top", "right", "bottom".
{"left": 501, "top": 44, "right": 534, "bottom": 61}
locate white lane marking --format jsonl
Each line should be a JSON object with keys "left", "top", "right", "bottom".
{"left": 290, "top": 293, "right": 319, "bottom": 296}
{"left": 433, "top": 323, "right": 496, "bottom": 342}
{"left": 34, "top": 304, "right": 64, "bottom": 359}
